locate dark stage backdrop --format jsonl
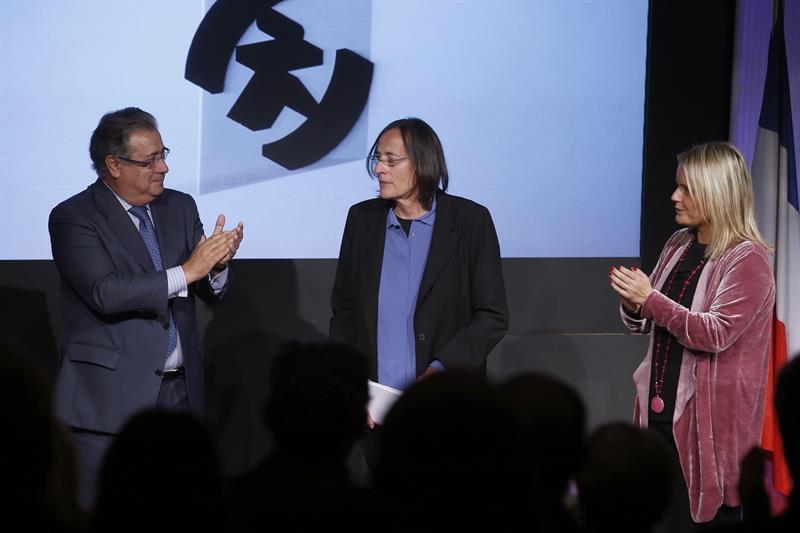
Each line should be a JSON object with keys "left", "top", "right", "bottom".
{"left": 0, "top": 0, "right": 734, "bottom": 476}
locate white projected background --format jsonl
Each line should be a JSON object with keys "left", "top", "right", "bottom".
{"left": 0, "top": 0, "right": 647, "bottom": 259}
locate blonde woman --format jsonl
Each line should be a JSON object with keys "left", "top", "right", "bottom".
{"left": 609, "top": 142, "right": 775, "bottom": 527}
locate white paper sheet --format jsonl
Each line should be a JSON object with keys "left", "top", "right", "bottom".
{"left": 368, "top": 380, "right": 402, "bottom": 425}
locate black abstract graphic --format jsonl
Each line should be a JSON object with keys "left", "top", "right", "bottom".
{"left": 185, "top": 0, "right": 373, "bottom": 170}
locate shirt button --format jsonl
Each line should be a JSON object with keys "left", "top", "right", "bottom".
{"left": 417, "top": 333, "right": 426, "bottom": 342}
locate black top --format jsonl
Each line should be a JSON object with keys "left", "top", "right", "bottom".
{"left": 648, "top": 238, "right": 707, "bottom": 423}
{"left": 397, "top": 217, "right": 412, "bottom": 236}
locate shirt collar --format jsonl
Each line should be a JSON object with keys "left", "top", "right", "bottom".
{"left": 103, "top": 179, "right": 149, "bottom": 214}
{"left": 386, "top": 196, "right": 438, "bottom": 229}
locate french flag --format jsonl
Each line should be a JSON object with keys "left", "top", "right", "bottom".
{"left": 752, "top": 3, "right": 798, "bottom": 497}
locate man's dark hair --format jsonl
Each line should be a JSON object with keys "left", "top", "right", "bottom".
{"left": 366, "top": 117, "right": 449, "bottom": 211}
{"left": 89, "top": 107, "right": 158, "bottom": 178}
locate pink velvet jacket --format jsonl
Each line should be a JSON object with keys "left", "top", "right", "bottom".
{"left": 620, "top": 228, "right": 775, "bottom": 523}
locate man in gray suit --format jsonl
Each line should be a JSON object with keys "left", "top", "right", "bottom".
{"left": 49, "top": 107, "right": 243, "bottom": 508}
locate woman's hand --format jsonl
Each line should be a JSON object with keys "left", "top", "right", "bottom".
{"left": 620, "top": 296, "right": 641, "bottom": 315}
{"left": 609, "top": 265, "right": 653, "bottom": 307}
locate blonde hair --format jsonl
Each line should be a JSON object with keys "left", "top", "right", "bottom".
{"left": 677, "top": 142, "right": 772, "bottom": 258}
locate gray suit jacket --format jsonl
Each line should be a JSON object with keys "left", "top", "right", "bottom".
{"left": 49, "top": 178, "right": 224, "bottom": 433}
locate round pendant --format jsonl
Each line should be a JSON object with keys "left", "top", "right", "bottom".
{"left": 650, "top": 396, "right": 665, "bottom": 414}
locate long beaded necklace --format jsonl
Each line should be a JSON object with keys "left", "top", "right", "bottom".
{"left": 650, "top": 238, "right": 706, "bottom": 414}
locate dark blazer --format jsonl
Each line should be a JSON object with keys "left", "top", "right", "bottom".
{"left": 48, "top": 178, "right": 224, "bottom": 433}
{"left": 330, "top": 191, "right": 509, "bottom": 380}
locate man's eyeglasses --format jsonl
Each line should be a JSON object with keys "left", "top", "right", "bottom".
{"left": 369, "top": 155, "right": 408, "bottom": 167}
{"left": 116, "top": 147, "right": 170, "bottom": 169}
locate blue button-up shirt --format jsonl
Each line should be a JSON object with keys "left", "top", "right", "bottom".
{"left": 377, "top": 198, "right": 438, "bottom": 390}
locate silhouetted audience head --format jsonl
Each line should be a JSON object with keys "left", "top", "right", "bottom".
{"left": 736, "top": 446, "right": 771, "bottom": 523}
{"left": 1, "top": 344, "right": 52, "bottom": 505}
{"left": 703, "top": 356, "right": 800, "bottom": 533}
{"left": 776, "top": 352, "right": 800, "bottom": 527}
{"left": 1, "top": 340, "right": 83, "bottom": 531}
{"left": 227, "top": 343, "right": 371, "bottom": 530}
{"left": 375, "top": 370, "right": 520, "bottom": 520}
{"left": 776, "top": 354, "right": 799, "bottom": 490}
{"left": 577, "top": 423, "right": 673, "bottom": 533}
{"left": 263, "top": 341, "right": 369, "bottom": 461}
{"left": 92, "top": 409, "right": 224, "bottom": 532}
{"left": 498, "top": 372, "right": 586, "bottom": 510}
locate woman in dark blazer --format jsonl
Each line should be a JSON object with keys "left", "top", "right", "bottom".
{"left": 330, "top": 118, "right": 508, "bottom": 396}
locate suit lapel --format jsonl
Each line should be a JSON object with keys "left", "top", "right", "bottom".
{"left": 417, "top": 192, "right": 459, "bottom": 307}
{"left": 91, "top": 179, "right": 155, "bottom": 273}
{"left": 362, "top": 204, "right": 388, "bottom": 356}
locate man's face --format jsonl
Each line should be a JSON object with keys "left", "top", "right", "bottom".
{"left": 105, "top": 128, "right": 169, "bottom": 206}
